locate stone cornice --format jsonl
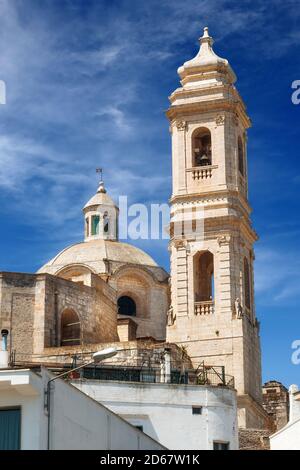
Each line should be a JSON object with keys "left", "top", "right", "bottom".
{"left": 179, "top": 62, "right": 235, "bottom": 81}
{"left": 170, "top": 189, "right": 253, "bottom": 215}
{"left": 169, "top": 214, "right": 258, "bottom": 244}
{"left": 166, "top": 91, "right": 251, "bottom": 129}
{"left": 204, "top": 216, "right": 257, "bottom": 243}
{"left": 169, "top": 83, "right": 234, "bottom": 102}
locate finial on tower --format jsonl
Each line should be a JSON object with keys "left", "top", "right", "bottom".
{"left": 96, "top": 167, "right": 107, "bottom": 194}
{"left": 176, "top": 25, "right": 235, "bottom": 83}
{"left": 199, "top": 26, "right": 214, "bottom": 46}
{"left": 202, "top": 27, "right": 210, "bottom": 38}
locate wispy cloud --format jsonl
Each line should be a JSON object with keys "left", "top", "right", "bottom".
{"left": 95, "top": 106, "right": 134, "bottom": 136}
{"left": 255, "top": 246, "right": 300, "bottom": 306}
{"left": 0, "top": 0, "right": 299, "bottom": 275}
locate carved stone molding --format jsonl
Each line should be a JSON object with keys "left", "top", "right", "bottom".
{"left": 217, "top": 235, "right": 230, "bottom": 246}
{"left": 173, "top": 239, "right": 186, "bottom": 250}
{"left": 215, "top": 115, "right": 225, "bottom": 126}
{"left": 176, "top": 120, "right": 187, "bottom": 131}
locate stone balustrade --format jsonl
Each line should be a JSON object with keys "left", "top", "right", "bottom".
{"left": 188, "top": 165, "right": 217, "bottom": 181}
{"left": 194, "top": 300, "right": 214, "bottom": 316}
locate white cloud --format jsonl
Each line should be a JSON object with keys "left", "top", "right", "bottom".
{"left": 95, "top": 106, "right": 132, "bottom": 135}
{"left": 0, "top": 0, "right": 298, "bottom": 255}
{"left": 255, "top": 246, "right": 300, "bottom": 305}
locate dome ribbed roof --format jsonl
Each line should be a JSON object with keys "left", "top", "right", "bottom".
{"left": 38, "top": 239, "right": 158, "bottom": 275}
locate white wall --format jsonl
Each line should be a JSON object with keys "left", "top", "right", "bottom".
{"left": 0, "top": 369, "right": 163, "bottom": 450}
{"left": 46, "top": 369, "right": 162, "bottom": 450}
{"left": 270, "top": 419, "right": 300, "bottom": 450}
{"left": 270, "top": 384, "right": 300, "bottom": 450}
{"left": 289, "top": 385, "right": 300, "bottom": 423}
{"left": 72, "top": 379, "right": 238, "bottom": 450}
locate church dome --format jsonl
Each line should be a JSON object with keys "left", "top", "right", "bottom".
{"left": 38, "top": 238, "right": 158, "bottom": 276}
{"left": 37, "top": 176, "right": 168, "bottom": 283}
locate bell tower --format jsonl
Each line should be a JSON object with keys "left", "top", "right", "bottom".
{"left": 166, "top": 28, "right": 266, "bottom": 428}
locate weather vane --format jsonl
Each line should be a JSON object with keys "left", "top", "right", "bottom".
{"left": 96, "top": 167, "right": 103, "bottom": 181}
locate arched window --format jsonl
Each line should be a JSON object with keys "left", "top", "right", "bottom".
{"left": 61, "top": 309, "right": 81, "bottom": 346}
{"left": 192, "top": 128, "right": 212, "bottom": 167}
{"left": 244, "top": 258, "right": 251, "bottom": 309}
{"left": 238, "top": 137, "right": 244, "bottom": 176}
{"left": 118, "top": 296, "right": 136, "bottom": 316}
{"left": 194, "top": 251, "right": 214, "bottom": 302}
{"left": 103, "top": 212, "right": 109, "bottom": 234}
{"left": 91, "top": 215, "right": 100, "bottom": 235}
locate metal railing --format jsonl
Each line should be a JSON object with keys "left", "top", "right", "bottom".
{"left": 79, "top": 364, "right": 234, "bottom": 388}
{"left": 195, "top": 364, "right": 235, "bottom": 388}
{"left": 9, "top": 350, "right": 234, "bottom": 389}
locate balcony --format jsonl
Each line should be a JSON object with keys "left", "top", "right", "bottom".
{"left": 81, "top": 364, "right": 234, "bottom": 388}
{"left": 194, "top": 300, "right": 214, "bottom": 316}
{"left": 187, "top": 165, "right": 217, "bottom": 181}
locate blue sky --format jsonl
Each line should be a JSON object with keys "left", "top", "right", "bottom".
{"left": 0, "top": 0, "right": 299, "bottom": 387}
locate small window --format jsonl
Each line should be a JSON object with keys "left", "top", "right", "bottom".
{"left": 192, "top": 406, "right": 202, "bottom": 415}
{"left": 213, "top": 441, "right": 230, "bottom": 450}
{"left": 91, "top": 215, "right": 100, "bottom": 235}
{"left": 118, "top": 296, "right": 136, "bottom": 316}
{"left": 244, "top": 257, "right": 251, "bottom": 310}
{"left": 238, "top": 137, "right": 244, "bottom": 176}
{"left": 61, "top": 309, "right": 81, "bottom": 346}
{"left": 103, "top": 212, "right": 109, "bottom": 233}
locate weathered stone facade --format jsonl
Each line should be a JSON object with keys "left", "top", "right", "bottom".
{"left": 0, "top": 271, "right": 118, "bottom": 362}
{"left": 110, "top": 265, "right": 169, "bottom": 340}
{"left": 0, "top": 179, "right": 169, "bottom": 361}
{"left": 166, "top": 28, "right": 267, "bottom": 428}
{"left": 239, "top": 428, "right": 271, "bottom": 450}
{"left": 0, "top": 28, "right": 269, "bottom": 434}
{"left": 262, "top": 381, "right": 289, "bottom": 431}
{"left": 38, "top": 180, "right": 169, "bottom": 342}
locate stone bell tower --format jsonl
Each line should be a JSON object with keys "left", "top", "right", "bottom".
{"left": 166, "top": 27, "right": 267, "bottom": 428}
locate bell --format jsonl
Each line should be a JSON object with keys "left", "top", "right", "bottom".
{"left": 200, "top": 153, "right": 210, "bottom": 166}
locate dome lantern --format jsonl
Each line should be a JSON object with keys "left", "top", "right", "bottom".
{"left": 83, "top": 176, "right": 119, "bottom": 242}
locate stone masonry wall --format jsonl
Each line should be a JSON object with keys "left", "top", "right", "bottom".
{"left": 262, "top": 381, "right": 289, "bottom": 431}
{"left": 0, "top": 271, "right": 118, "bottom": 362}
